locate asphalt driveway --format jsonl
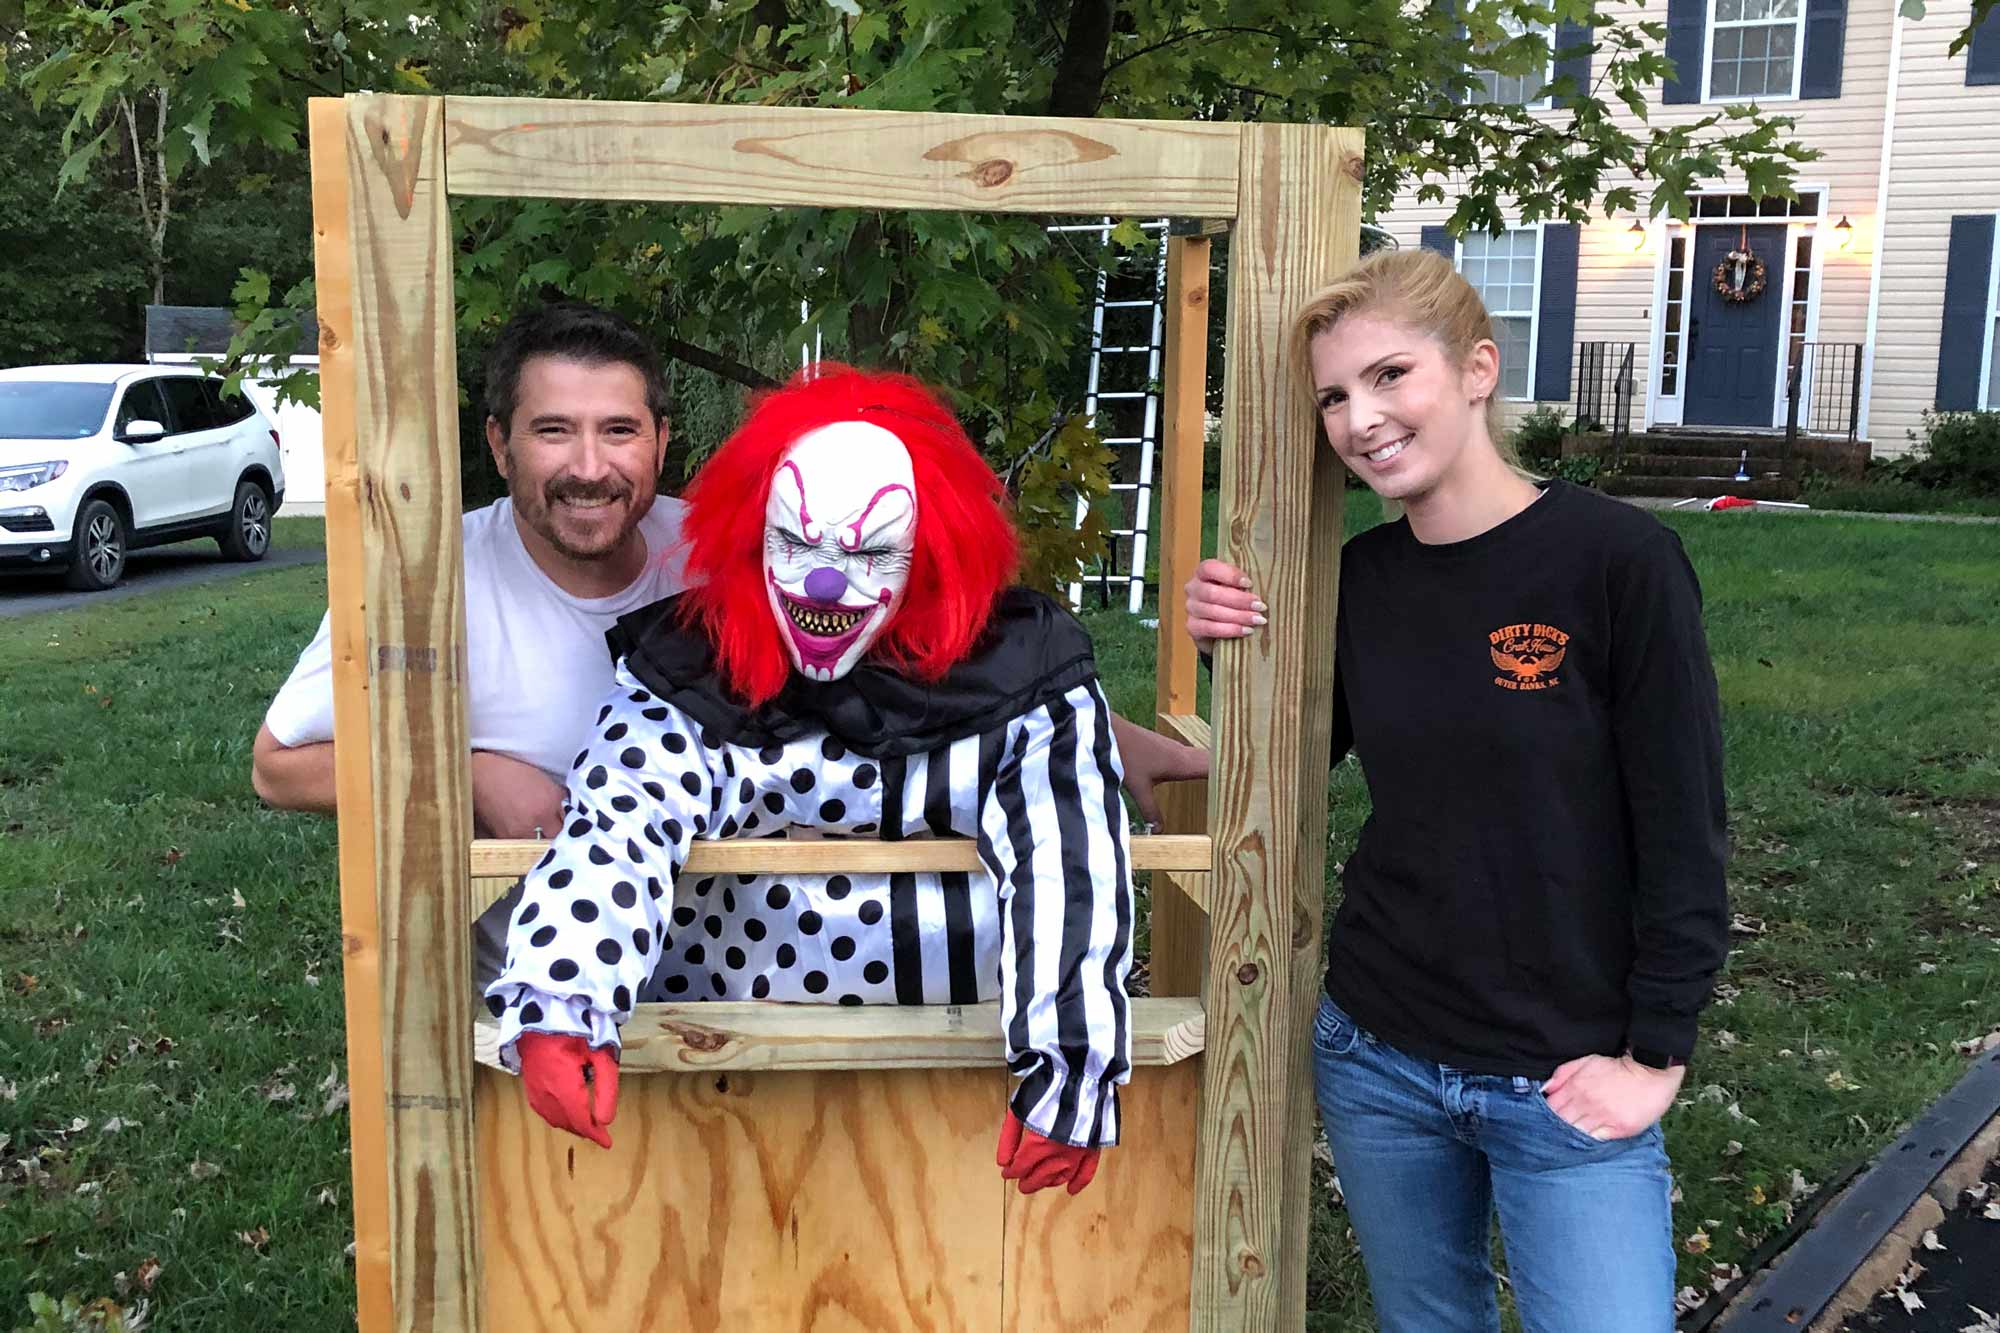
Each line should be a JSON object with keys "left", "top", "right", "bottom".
{"left": 0, "top": 542, "right": 324, "bottom": 619}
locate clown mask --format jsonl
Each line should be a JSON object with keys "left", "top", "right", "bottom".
{"left": 764, "top": 421, "right": 918, "bottom": 683}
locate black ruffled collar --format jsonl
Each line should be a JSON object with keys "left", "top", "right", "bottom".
{"left": 606, "top": 587, "right": 1099, "bottom": 758}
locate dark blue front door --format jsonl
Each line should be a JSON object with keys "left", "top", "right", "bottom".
{"left": 1685, "top": 224, "right": 1787, "bottom": 429}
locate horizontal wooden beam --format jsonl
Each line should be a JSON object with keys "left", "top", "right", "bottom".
{"left": 442, "top": 97, "right": 1240, "bottom": 217}
{"left": 1157, "top": 714, "right": 1211, "bottom": 750}
{"left": 470, "top": 833, "right": 1212, "bottom": 879}
{"left": 473, "top": 997, "right": 1205, "bottom": 1074}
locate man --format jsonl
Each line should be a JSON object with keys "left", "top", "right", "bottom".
{"left": 252, "top": 301, "right": 689, "bottom": 838}
{"left": 252, "top": 300, "right": 1206, "bottom": 836}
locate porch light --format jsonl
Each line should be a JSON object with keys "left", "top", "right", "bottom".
{"left": 1834, "top": 215, "right": 1854, "bottom": 250}
{"left": 1627, "top": 219, "right": 1647, "bottom": 252}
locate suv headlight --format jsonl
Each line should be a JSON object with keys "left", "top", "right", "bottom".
{"left": 0, "top": 461, "right": 68, "bottom": 492}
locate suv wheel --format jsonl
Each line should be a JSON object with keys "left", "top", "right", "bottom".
{"left": 219, "top": 480, "right": 272, "bottom": 562}
{"left": 67, "top": 498, "right": 128, "bottom": 591}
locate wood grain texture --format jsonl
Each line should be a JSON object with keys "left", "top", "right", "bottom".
{"left": 1001, "top": 1061, "right": 1200, "bottom": 1332}
{"left": 477, "top": 1064, "right": 1196, "bottom": 1331}
{"left": 344, "top": 92, "right": 482, "bottom": 1333}
{"left": 1155, "top": 715, "right": 1210, "bottom": 750}
{"left": 1147, "top": 778, "right": 1211, "bottom": 1001}
{"left": 311, "top": 95, "right": 392, "bottom": 1333}
{"left": 468, "top": 833, "right": 1211, "bottom": 880}
{"left": 477, "top": 1065, "right": 1006, "bottom": 1331}
{"left": 1189, "top": 123, "right": 1361, "bottom": 1333}
{"left": 472, "top": 998, "right": 1205, "bottom": 1074}
{"left": 442, "top": 97, "right": 1241, "bottom": 217}
{"left": 1155, "top": 234, "right": 1212, "bottom": 721}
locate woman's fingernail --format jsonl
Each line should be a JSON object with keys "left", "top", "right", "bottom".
{"left": 1251, "top": 600, "right": 1268, "bottom": 613}
{"left": 1239, "top": 623, "right": 1256, "bottom": 635}
{"left": 1251, "top": 614, "right": 1267, "bottom": 626}
{"left": 1237, "top": 577, "right": 1253, "bottom": 590}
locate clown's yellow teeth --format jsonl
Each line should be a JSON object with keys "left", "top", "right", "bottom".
{"left": 786, "top": 601, "right": 866, "bottom": 637}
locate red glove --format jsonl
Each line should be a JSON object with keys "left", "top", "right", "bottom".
{"left": 996, "top": 1109, "right": 1100, "bottom": 1196}
{"left": 516, "top": 1031, "right": 620, "bottom": 1150}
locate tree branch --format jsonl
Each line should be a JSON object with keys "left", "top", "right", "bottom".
{"left": 658, "top": 335, "right": 776, "bottom": 390}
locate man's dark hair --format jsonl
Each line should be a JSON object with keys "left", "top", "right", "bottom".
{"left": 483, "top": 301, "right": 671, "bottom": 432}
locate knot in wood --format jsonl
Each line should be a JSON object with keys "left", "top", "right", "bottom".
{"left": 971, "top": 158, "right": 1014, "bottom": 188}
{"left": 1239, "top": 1249, "right": 1267, "bottom": 1278}
{"left": 1235, "top": 963, "right": 1260, "bottom": 985}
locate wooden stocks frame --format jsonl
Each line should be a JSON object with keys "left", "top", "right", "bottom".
{"left": 309, "top": 93, "right": 1360, "bottom": 1333}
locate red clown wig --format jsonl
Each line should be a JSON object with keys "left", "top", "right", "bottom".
{"left": 678, "top": 364, "right": 1020, "bottom": 707}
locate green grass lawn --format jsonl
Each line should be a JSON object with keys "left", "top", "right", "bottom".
{"left": 5, "top": 502, "right": 2000, "bottom": 1330}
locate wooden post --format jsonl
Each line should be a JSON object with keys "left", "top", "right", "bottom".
{"left": 341, "top": 93, "right": 483, "bottom": 1331}
{"left": 1190, "top": 123, "right": 1361, "bottom": 1331}
{"left": 310, "top": 96, "right": 393, "bottom": 1333}
{"left": 1150, "top": 232, "right": 1214, "bottom": 1001}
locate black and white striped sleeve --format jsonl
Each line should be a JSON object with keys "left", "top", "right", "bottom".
{"left": 975, "top": 679, "right": 1135, "bottom": 1150}
{"left": 483, "top": 665, "right": 710, "bottom": 1072}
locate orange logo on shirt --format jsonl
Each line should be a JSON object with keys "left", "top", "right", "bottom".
{"left": 1488, "top": 623, "right": 1569, "bottom": 691}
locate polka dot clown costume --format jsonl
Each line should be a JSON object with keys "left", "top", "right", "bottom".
{"left": 484, "top": 364, "right": 1135, "bottom": 1194}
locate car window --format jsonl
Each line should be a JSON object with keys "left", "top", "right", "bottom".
{"left": 202, "top": 378, "right": 256, "bottom": 426}
{"left": 115, "top": 381, "right": 171, "bottom": 436}
{"left": 0, "top": 381, "right": 116, "bottom": 440}
{"left": 157, "top": 377, "right": 221, "bottom": 435}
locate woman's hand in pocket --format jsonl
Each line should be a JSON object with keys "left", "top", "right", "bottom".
{"left": 1543, "top": 1054, "right": 1685, "bottom": 1141}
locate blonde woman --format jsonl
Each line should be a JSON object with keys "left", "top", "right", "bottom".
{"left": 1186, "top": 249, "right": 1727, "bottom": 1331}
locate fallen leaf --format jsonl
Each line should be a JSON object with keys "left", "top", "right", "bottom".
{"left": 136, "top": 1256, "right": 163, "bottom": 1292}
{"left": 1825, "top": 1070, "right": 1860, "bottom": 1092}
{"left": 262, "top": 1081, "right": 297, "bottom": 1105}
{"left": 188, "top": 1159, "right": 222, "bottom": 1181}
{"left": 1723, "top": 1139, "right": 1744, "bottom": 1158}
{"left": 1984, "top": 1200, "right": 2000, "bottom": 1221}
{"left": 238, "top": 1226, "right": 270, "bottom": 1252}
{"left": 161, "top": 848, "right": 183, "bottom": 868}
{"left": 1675, "top": 1285, "right": 1705, "bottom": 1315}
{"left": 1919, "top": 962, "right": 1939, "bottom": 974}
{"left": 1897, "top": 1288, "right": 1926, "bottom": 1313}
{"left": 231, "top": 888, "right": 247, "bottom": 910}
{"left": 1684, "top": 1230, "right": 1711, "bottom": 1255}
{"left": 319, "top": 1081, "right": 350, "bottom": 1119}
{"left": 1923, "top": 1229, "right": 1947, "bottom": 1251}
{"left": 100, "top": 1117, "right": 139, "bottom": 1134}
{"left": 1714, "top": 1030, "right": 1739, "bottom": 1049}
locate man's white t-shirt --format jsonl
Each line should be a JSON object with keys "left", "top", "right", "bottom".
{"left": 264, "top": 497, "right": 689, "bottom": 781}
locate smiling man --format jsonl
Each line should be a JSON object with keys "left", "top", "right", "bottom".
{"left": 251, "top": 301, "right": 691, "bottom": 838}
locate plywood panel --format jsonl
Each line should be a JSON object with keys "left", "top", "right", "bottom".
{"left": 1001, "top": 1062, "right": 1201, "bottom": 1332}
{"left": 477, "top": 1066, "right": 1006, "bottom": 1331}
{"left": 442, "top": 97, "right": 1241, "bottom": 217}
{"left": 1191, "top": 123, "right": 1360, "bottom": 1331}
{"left": 344, "top": 92, "right": 482, "bottom": 1330}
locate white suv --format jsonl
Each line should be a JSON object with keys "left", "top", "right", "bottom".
{"left": 0, "top": 365, "right": 287, "bottom": 590}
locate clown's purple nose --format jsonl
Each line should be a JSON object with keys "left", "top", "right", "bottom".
{"left": 803, "top": 566, "right": 848, "bottom": 602}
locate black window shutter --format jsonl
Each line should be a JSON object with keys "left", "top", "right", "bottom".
{"left": 1937, "top": 214, "right": 1996, "bottom": 411}
{"left": 1534, "top": 224, "right": 1581, "bottom": 403}
{"left": 1662, "top": 0, "right": 1706, "bottom": 104}
{"left": 1552, "top": 22, "right": 1593, "bottom": 108}
{"left": 1969, "top": 6, "right": 2000, "bottom": 87}
{"left": 1420, "top": 226, "right": 1456, "bottom": 259}
{"left": 1799, "top": 0, "right": 1848, "bottom": 99}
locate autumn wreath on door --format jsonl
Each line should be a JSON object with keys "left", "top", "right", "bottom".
{"left": 1712, "top": 226, "right": 1768, "bottom": 304}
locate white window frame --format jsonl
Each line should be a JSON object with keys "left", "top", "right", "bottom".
{"left": 1467, "top": 15, "right": 1555, "bottom": 111}
{"left": 1455, "top": 223, "right": 1545, "bottom": 403}
{"left": 1701, "top": 0, "right": 1806, "bottom": 105}
{"left": 1982, "top": 216, "right": 2000, "bottom": 411}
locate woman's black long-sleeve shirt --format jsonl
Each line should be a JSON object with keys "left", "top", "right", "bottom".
{"left": 1321, "top": 481, "right": 1728, "bottom": 1078}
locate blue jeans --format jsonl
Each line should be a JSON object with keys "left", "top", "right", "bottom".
{"left": 1311, "top": 995, "right": 1676, "bottom": 1333}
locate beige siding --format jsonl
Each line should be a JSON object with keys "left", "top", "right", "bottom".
{"left": 1380, "top": 1, "right": 1908, "bottom": 448}
{"left": 1873, "top": 1, "right": 2000, "bottom": 456}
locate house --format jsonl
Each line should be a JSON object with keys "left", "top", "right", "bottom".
{"left": 1379, "top": 0, "right": 2000, "bottom": 495}
{"left": 145, "top": 304, "right": 326, "bottom": 514}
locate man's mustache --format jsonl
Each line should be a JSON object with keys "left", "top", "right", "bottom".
{"left": 545, "top": 478, "right": 632, "bottom": 505}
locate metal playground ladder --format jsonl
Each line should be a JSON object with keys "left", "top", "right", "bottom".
{"left": 1053, "top": 217, "right": 1170, "bottom": 614}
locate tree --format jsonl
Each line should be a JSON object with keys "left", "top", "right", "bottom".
{"left": 29, "top": 0, "right": 1982, "bottom": 586}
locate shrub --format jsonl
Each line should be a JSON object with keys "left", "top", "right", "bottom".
{"left": 1508, "top": 405, "right": 1570, "bottom": 471}
{"left": 1899, "top": 410, "right": 2000, "bottom": 496}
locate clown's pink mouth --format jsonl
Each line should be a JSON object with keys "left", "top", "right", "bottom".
{"left": 771, "top": 581, "right": 884, "bottom": 672}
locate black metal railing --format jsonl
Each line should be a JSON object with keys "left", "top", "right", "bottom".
{"left": 1573, "top": 341, "right": 1637, "bottom": 466}
{"left": 1785, "top": 341, "right": 1864, "bottom": 463}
